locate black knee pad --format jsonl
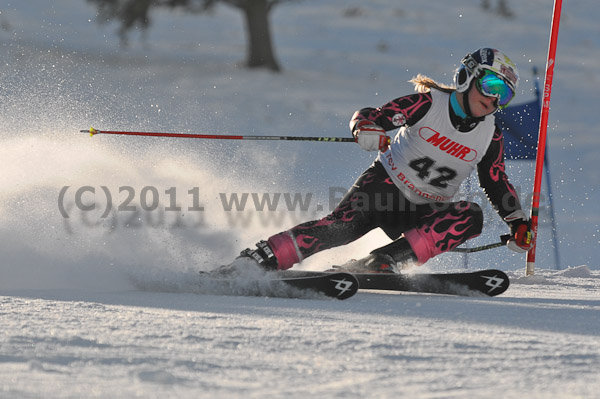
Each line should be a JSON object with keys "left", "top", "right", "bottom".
{"left": 465, "top": 202, "right": 484, "bottom": 235}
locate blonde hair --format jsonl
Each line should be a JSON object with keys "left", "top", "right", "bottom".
{"left": 409, "top": 74, "right": 455, "bottom": 94}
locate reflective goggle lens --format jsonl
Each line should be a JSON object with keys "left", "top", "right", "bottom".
{"left": 476, "top": 70, "right": 514, "bottom": 108}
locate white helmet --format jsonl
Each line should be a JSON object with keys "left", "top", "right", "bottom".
{"left": 454, "top": 48, "right": 519, "bottom": 108}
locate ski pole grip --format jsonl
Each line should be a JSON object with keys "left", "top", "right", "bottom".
{"left": 500, "top": 234, "right": 511, "bottom": 244}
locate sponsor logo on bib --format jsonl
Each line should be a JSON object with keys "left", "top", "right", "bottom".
{"left": 418, "top": 127, "right": 477, "bottom": 162}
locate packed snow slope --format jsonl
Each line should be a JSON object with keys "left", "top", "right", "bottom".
{"left": 1, "top": 0, "right": 599, "bottom": 398}
{"left": 2, "top": 267, "right": 600, "bottom": 399}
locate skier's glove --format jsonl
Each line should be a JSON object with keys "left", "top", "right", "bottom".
{"left": 504, "top": 210, "right": 535, "bottom": 253}
{"left": 353, "top": 120, "right": 389, "bottom": 152}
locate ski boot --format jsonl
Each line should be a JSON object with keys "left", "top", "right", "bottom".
{"left": 238, "top": 240, "right": 279, "bottom": 270}
{"left": 329, "top": 252, "right": 398, "bottom": 274}
{"left": 207, "top": 240, "right": 279, "bottom": 277}
{"left": 329, "top": 238, "right": 417, "bottom": 274}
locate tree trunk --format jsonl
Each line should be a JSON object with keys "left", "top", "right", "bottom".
{"left": 241, "top": 0, "right": 281, "bottom": 72}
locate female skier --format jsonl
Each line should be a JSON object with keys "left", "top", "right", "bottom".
{"left": 236, "top": 48, "right": 535, "bottom": 273}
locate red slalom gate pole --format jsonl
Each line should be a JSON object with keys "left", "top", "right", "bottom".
{"left": 80, "top": 127, "right": 355, "bottom": 143}
{"left": 526, "top": 0, "right": 563, "bottom": 276}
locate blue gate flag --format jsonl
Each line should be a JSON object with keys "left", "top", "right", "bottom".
{"left": 495, "top": 81, "right": 541, "bottom": 160}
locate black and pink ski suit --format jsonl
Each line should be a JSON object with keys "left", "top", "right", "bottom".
{"left": 266, "top": 89, "right": 522, "bottom": 269}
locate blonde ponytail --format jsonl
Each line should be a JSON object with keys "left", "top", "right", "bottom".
{"left": 409, "top": 74, "right": 455, "bottom": 94}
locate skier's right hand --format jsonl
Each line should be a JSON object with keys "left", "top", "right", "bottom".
{"left": 353, "top": 121, "right": 389, "bottom": 152}
{"left": 504, "top": 210, "right": 535, "bottom": 253}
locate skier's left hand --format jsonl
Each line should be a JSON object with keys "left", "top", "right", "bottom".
{"left": 504, "top": 210, "right": 535, "bottom": 253}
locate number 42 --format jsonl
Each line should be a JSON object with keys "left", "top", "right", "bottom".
{"left": 408, "top": 157, "right": 457, "bottom": 188}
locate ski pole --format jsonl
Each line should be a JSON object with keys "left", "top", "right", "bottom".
{"left": 83, "top": 125, "right": 509, "bottom": 255}
{"left": 80, "top": 127, "right": 355, "bottom": 143}
{"left": 450, "top": 235, "right": 510, "bottom": 253}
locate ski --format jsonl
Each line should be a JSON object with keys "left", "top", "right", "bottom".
{"left": 354, "top": 269, "right": 510, "bottom": 297}
{"left": 278, "top": 272, "right": 359, "bottom": 300}
{"left": 280, "top": 269, "right": 510, "bottom": 297}
{"left": 198, "top": 271, "right": 359, "bottom": 300}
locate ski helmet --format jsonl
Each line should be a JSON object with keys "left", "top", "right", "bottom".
{"left": 454, "top": 48, "right": 519, "bottom": 108}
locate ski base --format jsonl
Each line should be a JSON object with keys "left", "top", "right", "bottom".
{"left": 280, "top": 269, "right": 510, "bottom": 297}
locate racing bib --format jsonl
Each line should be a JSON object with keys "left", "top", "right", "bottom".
{"left": 377, "top": 90, "right": 496, "bottom": 204}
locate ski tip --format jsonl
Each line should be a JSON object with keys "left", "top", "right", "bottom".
{"left": 281, "top": 272, "right": 359, "bottom": 300}
{"left": 326, "top": 272, "right": 359, "bottom": 300}
{"left": 475, "top": 269, "right": 510, "bottom": 296}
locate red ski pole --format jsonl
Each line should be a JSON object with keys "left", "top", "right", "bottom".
{"left": 80, "top": 127, "right": 355, "bottom": 143}
{"left": 527, "top": 0, "right": 563, "bottom": 276}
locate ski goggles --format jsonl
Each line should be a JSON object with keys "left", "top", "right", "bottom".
{"left": 475, "top": 69, "right": 515, "bottom": 108}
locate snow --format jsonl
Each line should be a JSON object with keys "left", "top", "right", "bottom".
{"left": 2, "top": 268, "right": 600, "bottom": 398}
{"left": 1, "top": 0, "right": 599, "bottom": 397}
